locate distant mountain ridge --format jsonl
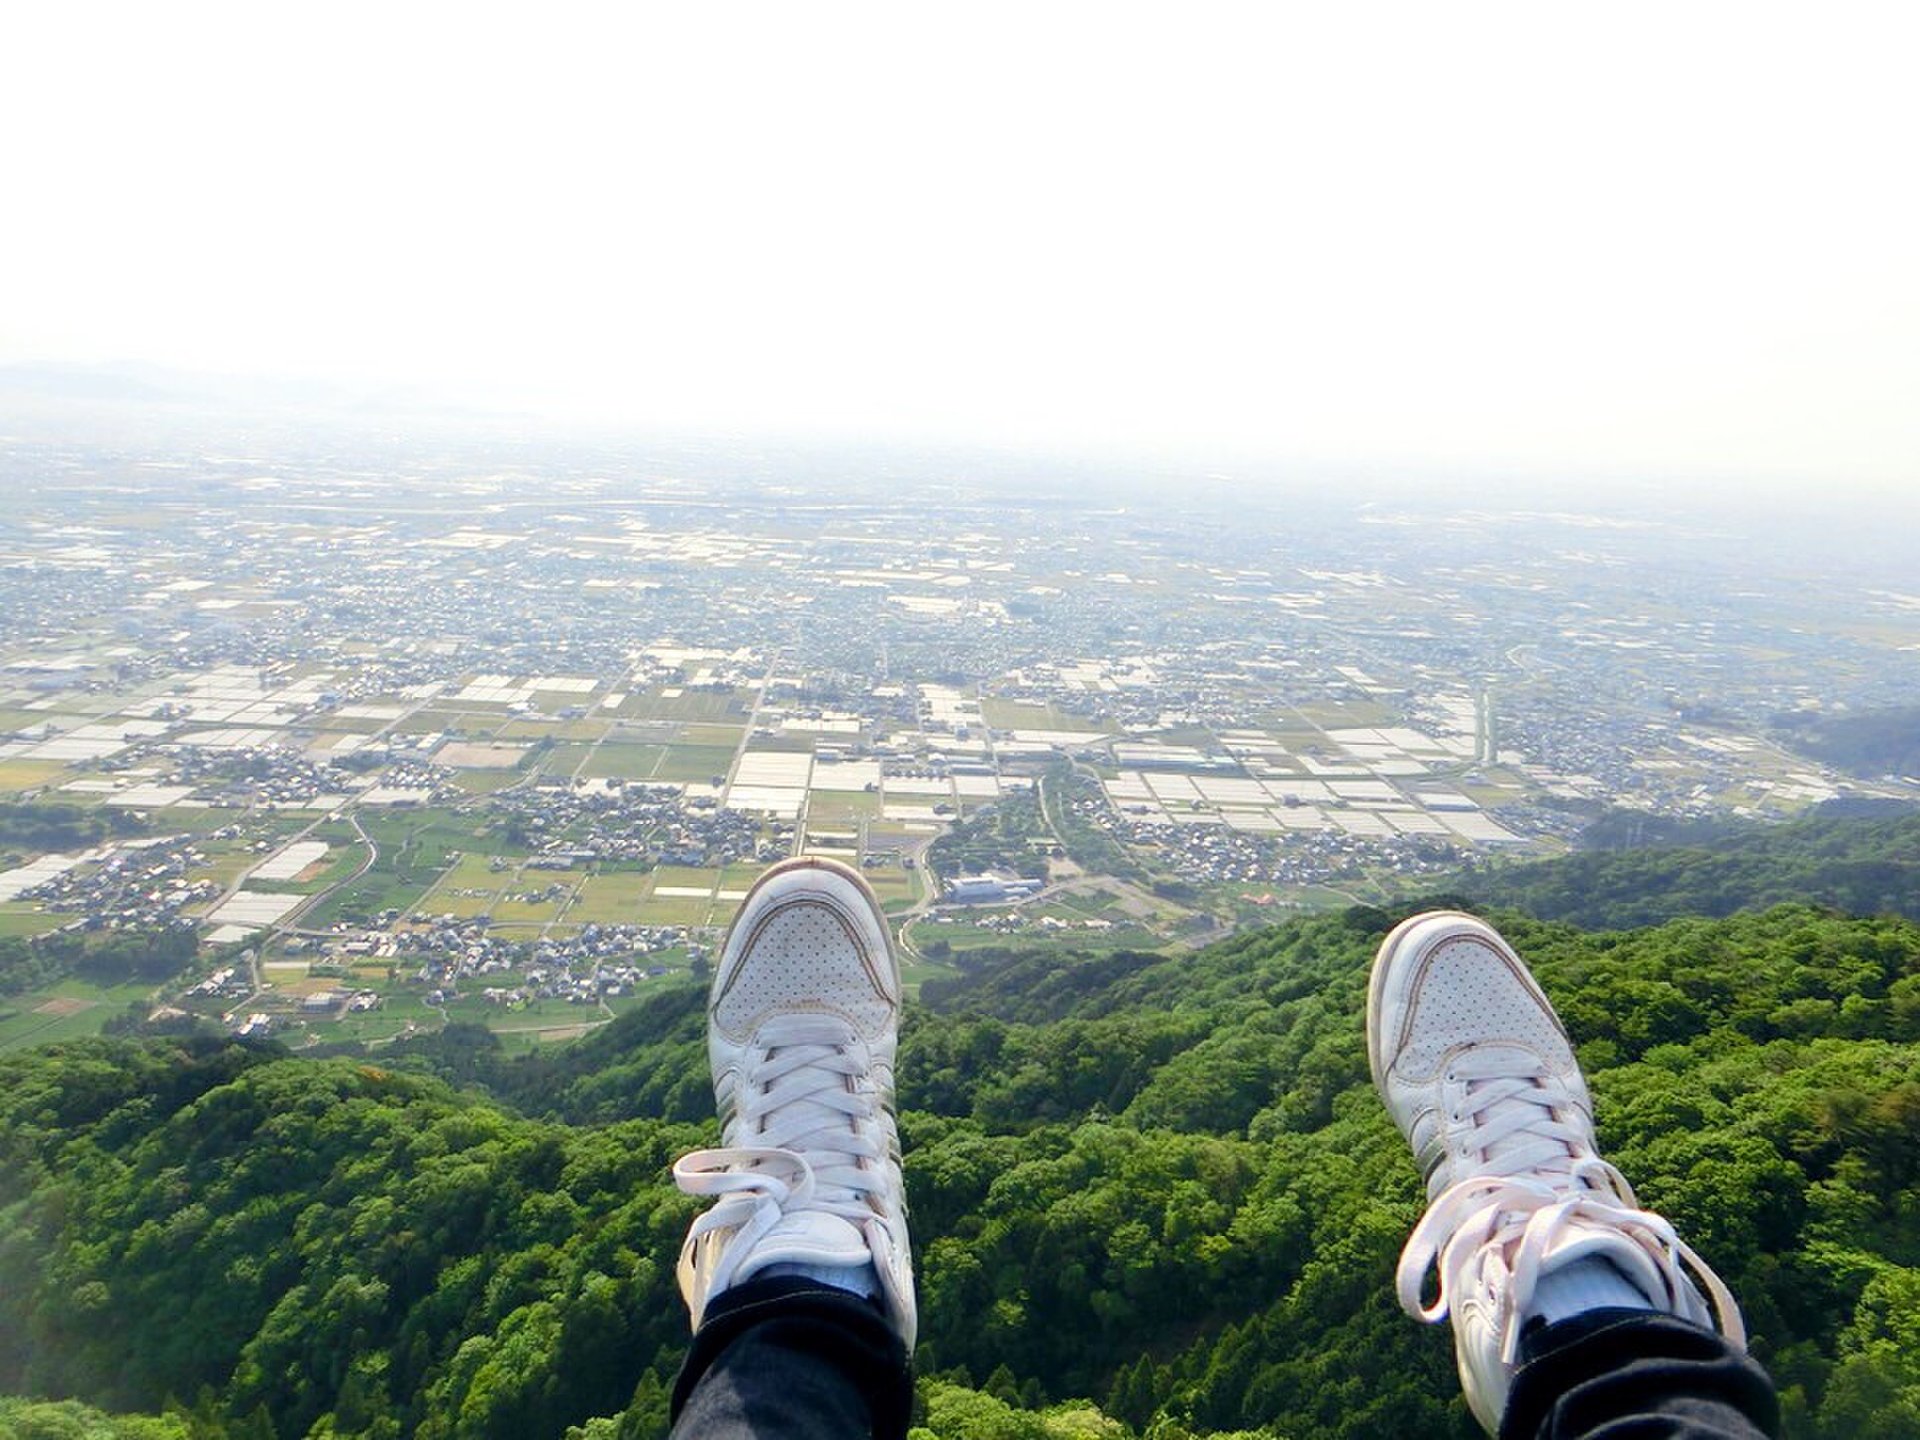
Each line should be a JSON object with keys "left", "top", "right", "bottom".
{"left": 1447, "top": 807, "right": 1920, "bottom": 929}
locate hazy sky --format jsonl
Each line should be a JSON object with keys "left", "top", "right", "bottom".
{"left": 4, "top": 3, "right": 1915, "bottom": 495}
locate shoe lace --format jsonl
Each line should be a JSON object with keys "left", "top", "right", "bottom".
{"left": 673, "top": 1013, "right": 894, "bottom": 1292}
{"left": 1396, "top": 1049, "right": 1745, "bottom": 1364}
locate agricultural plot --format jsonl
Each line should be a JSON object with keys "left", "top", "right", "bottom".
{"left": 653, "top": 745, "right": 739, "bottom": 784}
{"left": 534, "top": 742, "right": 597, "bottom": 778}
{"left": 804, "top": 791, "right": 881, "bottom": 822}
{"left": 622, "top": 689, "right": 752, "bottom": 723}
{"left": 450, "top": 770, "right": 521, "bottom": 795}
{"left": 413, "top": 851, "right": 511, "bottom": 918}
{"left": 247, "top": 843, "right": 368, "bottom": 896}
{"left": 979, "top": 699, "right": 1109, "bottom": 733}
{"left": 489, "top": 887, "right": 574, "bottom": 924}
{"left": 310, "top": 714, "right": 392, "bottom": 735}
{"left": 718, "top": 862, "right": 767, "bottom": 891}
{"left": 863, "top": 864, "right": 922, "bottom": 912}
{"left": 580, "top": 744, "right": 670, "bottom": 781}
{"left": 304, "top": 812, "right": 477, "bottom": 926}
{"left": 491, "top": 719, "right": 563, "bottom": 740}
{"left": 638, "top": 866, "right": 722, "bottom": 925}
{"left": 391, "top": 708, "right": 467, "bottom": 734}
{"left": 679, "top": 724, "right": 747, "bottom": 747}
{"left": 565, "top": 870, "right": 652, "bottom": 924}
{"left": 0, "top": 978, "right": 151, "bottom": 1053}
{"left": 1292, "top": 699, "right": 1400, "bottom": 728}
{"left": 0, "top": 905, "right": 67, "bottom": 938}
{"left": 438, "top": 990, "right": 592, "bottom": 1025}
{"left": 0, "top": 761, "right": 72, "bottom": 793}
{"left": 325, "top": 1008, "right": 427, "bottom": 1046}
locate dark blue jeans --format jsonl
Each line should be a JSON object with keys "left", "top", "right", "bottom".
{"left": 671, "top": 1277, "right": 913, "bottom": 1440}
{"left": 670, "top": 1286, "right": 1778, "bottom": 1440}
{"left": 1502, "top": 1308, "right": 1779, "bottom": 1439}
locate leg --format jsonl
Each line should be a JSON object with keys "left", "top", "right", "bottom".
{"left": 1368, "top": 912, "right": 1779, "bottom": 1439}
{"left": 669, "top": 858, "right": 916, "bottom": 1440}
{"left": 1501, "top": 1309, "right": 1778, "bottom": 1440}
{"left": 671, "top": 1276, "right": 911, "bottom": 1440}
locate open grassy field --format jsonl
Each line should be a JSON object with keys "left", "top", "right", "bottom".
{"left": 679, "top": 724, "right": 747, "bottom": 747}
{"left": 647, "top": 864, "right": 711, "bottom": 889}
{"left": 0, "top": 760, "right": 71, "bottom": 793}
{"left": 490, "top": 891, "right": 573, "bottom": 924}
{"left": 493, "top": 1022, "right": 610, "bottom": 1055}
{"left": 534, "top": 742, "right": 597, "bottom": 778}
{"left": 978, "top": 699, "right": 1111, "bottom": 733}
{"left": 302, "top": 810, "right": 484, "bottom": 926}
{"left": 0, "top": 978, "right": 152, "bottom": 1053}
{"left": 440, "top": 992, "right": 601, "bottom": 1031}
{"left": 391, "top": 707, "right": 467, "bottom": 734}
{"left": 450, "top": 771, "right": 522, "bottom": 794}
{"left": 411, "top": 851, "right": 510, "bottom": 919}
{"left": 565, "top": 870, "right": 652, "bottom": 924}
{"left": 653, "top": 745, "right": 739, "bottom": 784}
{"left": 623, "top": 689, "right": 752, "bottom": 723}
{"left": 0, "top": 905, "right": 68, "bottom": 938}
{"left": 581, "top": 743, "right": 670, "bottom": 780}
{"left": 1291, "top": 699, "right": 1401, "bottom": 728}
{"left": 864, "top": 865, "right": 922, "bottom": 911}
{"left": 310, "top": 714, "right": 391, "bottom": 734}
{"left": 805, "top": 791, "right": 881, "bottom": 821}
{"left": 637, "top": 894, "right": 717, "bottom": 926}
{"left": 321, "top": 1008, "right": 427, "bottom": 1046}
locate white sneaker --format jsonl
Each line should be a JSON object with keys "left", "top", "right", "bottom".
{"left": 673, "top": 856, "right": 915, "bottom": 1347}
{"left": 1368, "top": 911, "right": 1743, "bottom": 1435}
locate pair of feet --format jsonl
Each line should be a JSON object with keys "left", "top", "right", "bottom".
{"left": 673, "top": 858, "right": 1743, "bottom": 1435}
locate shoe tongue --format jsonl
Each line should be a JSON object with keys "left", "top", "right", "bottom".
{"left": 737, "top": 1209, "right": 871, "bottom": 1280}
{"left": 1466, "top": 1040, "right": 1550, "bottom": 1080}
{"left": 1537, "top": 1228, "right": 1666, "bottom": 1309}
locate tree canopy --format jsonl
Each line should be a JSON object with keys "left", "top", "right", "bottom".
{"left": 0, "top": 899, "right": 1916, "bottom": 1439}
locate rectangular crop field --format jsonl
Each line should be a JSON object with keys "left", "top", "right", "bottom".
{"left": 565, "top": 871, "right": 652, "bottom": 924}
{"left": 653, "top": 746, "right": 739, "bottom": 784}
{"left": 581, "top": 744, "right": 670, "bottom": 781}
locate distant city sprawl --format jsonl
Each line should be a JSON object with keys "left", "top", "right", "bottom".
{"left": 1, "top": 428, "right": 1915, "bottom": 1053}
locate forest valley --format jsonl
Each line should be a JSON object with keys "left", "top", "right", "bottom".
{"left": 2, "top": 830, "right": 1919, "bottom": 1440}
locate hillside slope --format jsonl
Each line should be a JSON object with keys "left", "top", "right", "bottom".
{"left": 1448, "top": 810, "right": 1920, "bottom": 928}
{"left": 1, "top": 904, "right": 1918, "bottom": 1439}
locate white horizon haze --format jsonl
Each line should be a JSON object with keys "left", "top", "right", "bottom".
{"left": 3, "top": 3, "right": 1916, "bottom": 505}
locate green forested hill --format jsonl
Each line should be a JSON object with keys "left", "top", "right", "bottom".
{"left": 1449, "top": 810, "right": 1920, "bottom": 928}
{"left": 1773, "top": 707, "right": 1920, "bottom": 781}
{"left": 2, "top": 904, "right": 1919, "bottom": 1440}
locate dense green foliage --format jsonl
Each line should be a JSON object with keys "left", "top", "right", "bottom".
{"left": 0, "top": 1040, "right": 703, "bottom": 1440}
{"left": 0, "top": 803, "right": 146, "bottom": 862}
{"left": 1774, "top": 706, "right": 1920, "bottom": 780}
{"left": 0, "top": 927, "right": 199, "bottom": 997}
{"left": 2, "top": 901, "right": 1918, "bottom": 1439}
{"left": 1452, "top": 810, "right": 1920, "bottom": 928}
{"left": 1043, "top": 765, "right": 1147, "bottom": 886}
{"left": 928, "top": 786, "right": 1049, "bottom": 880}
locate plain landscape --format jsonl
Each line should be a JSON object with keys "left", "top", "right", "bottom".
{"left": 0, "top": 395, "right": 1917, "bottom": 1439}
